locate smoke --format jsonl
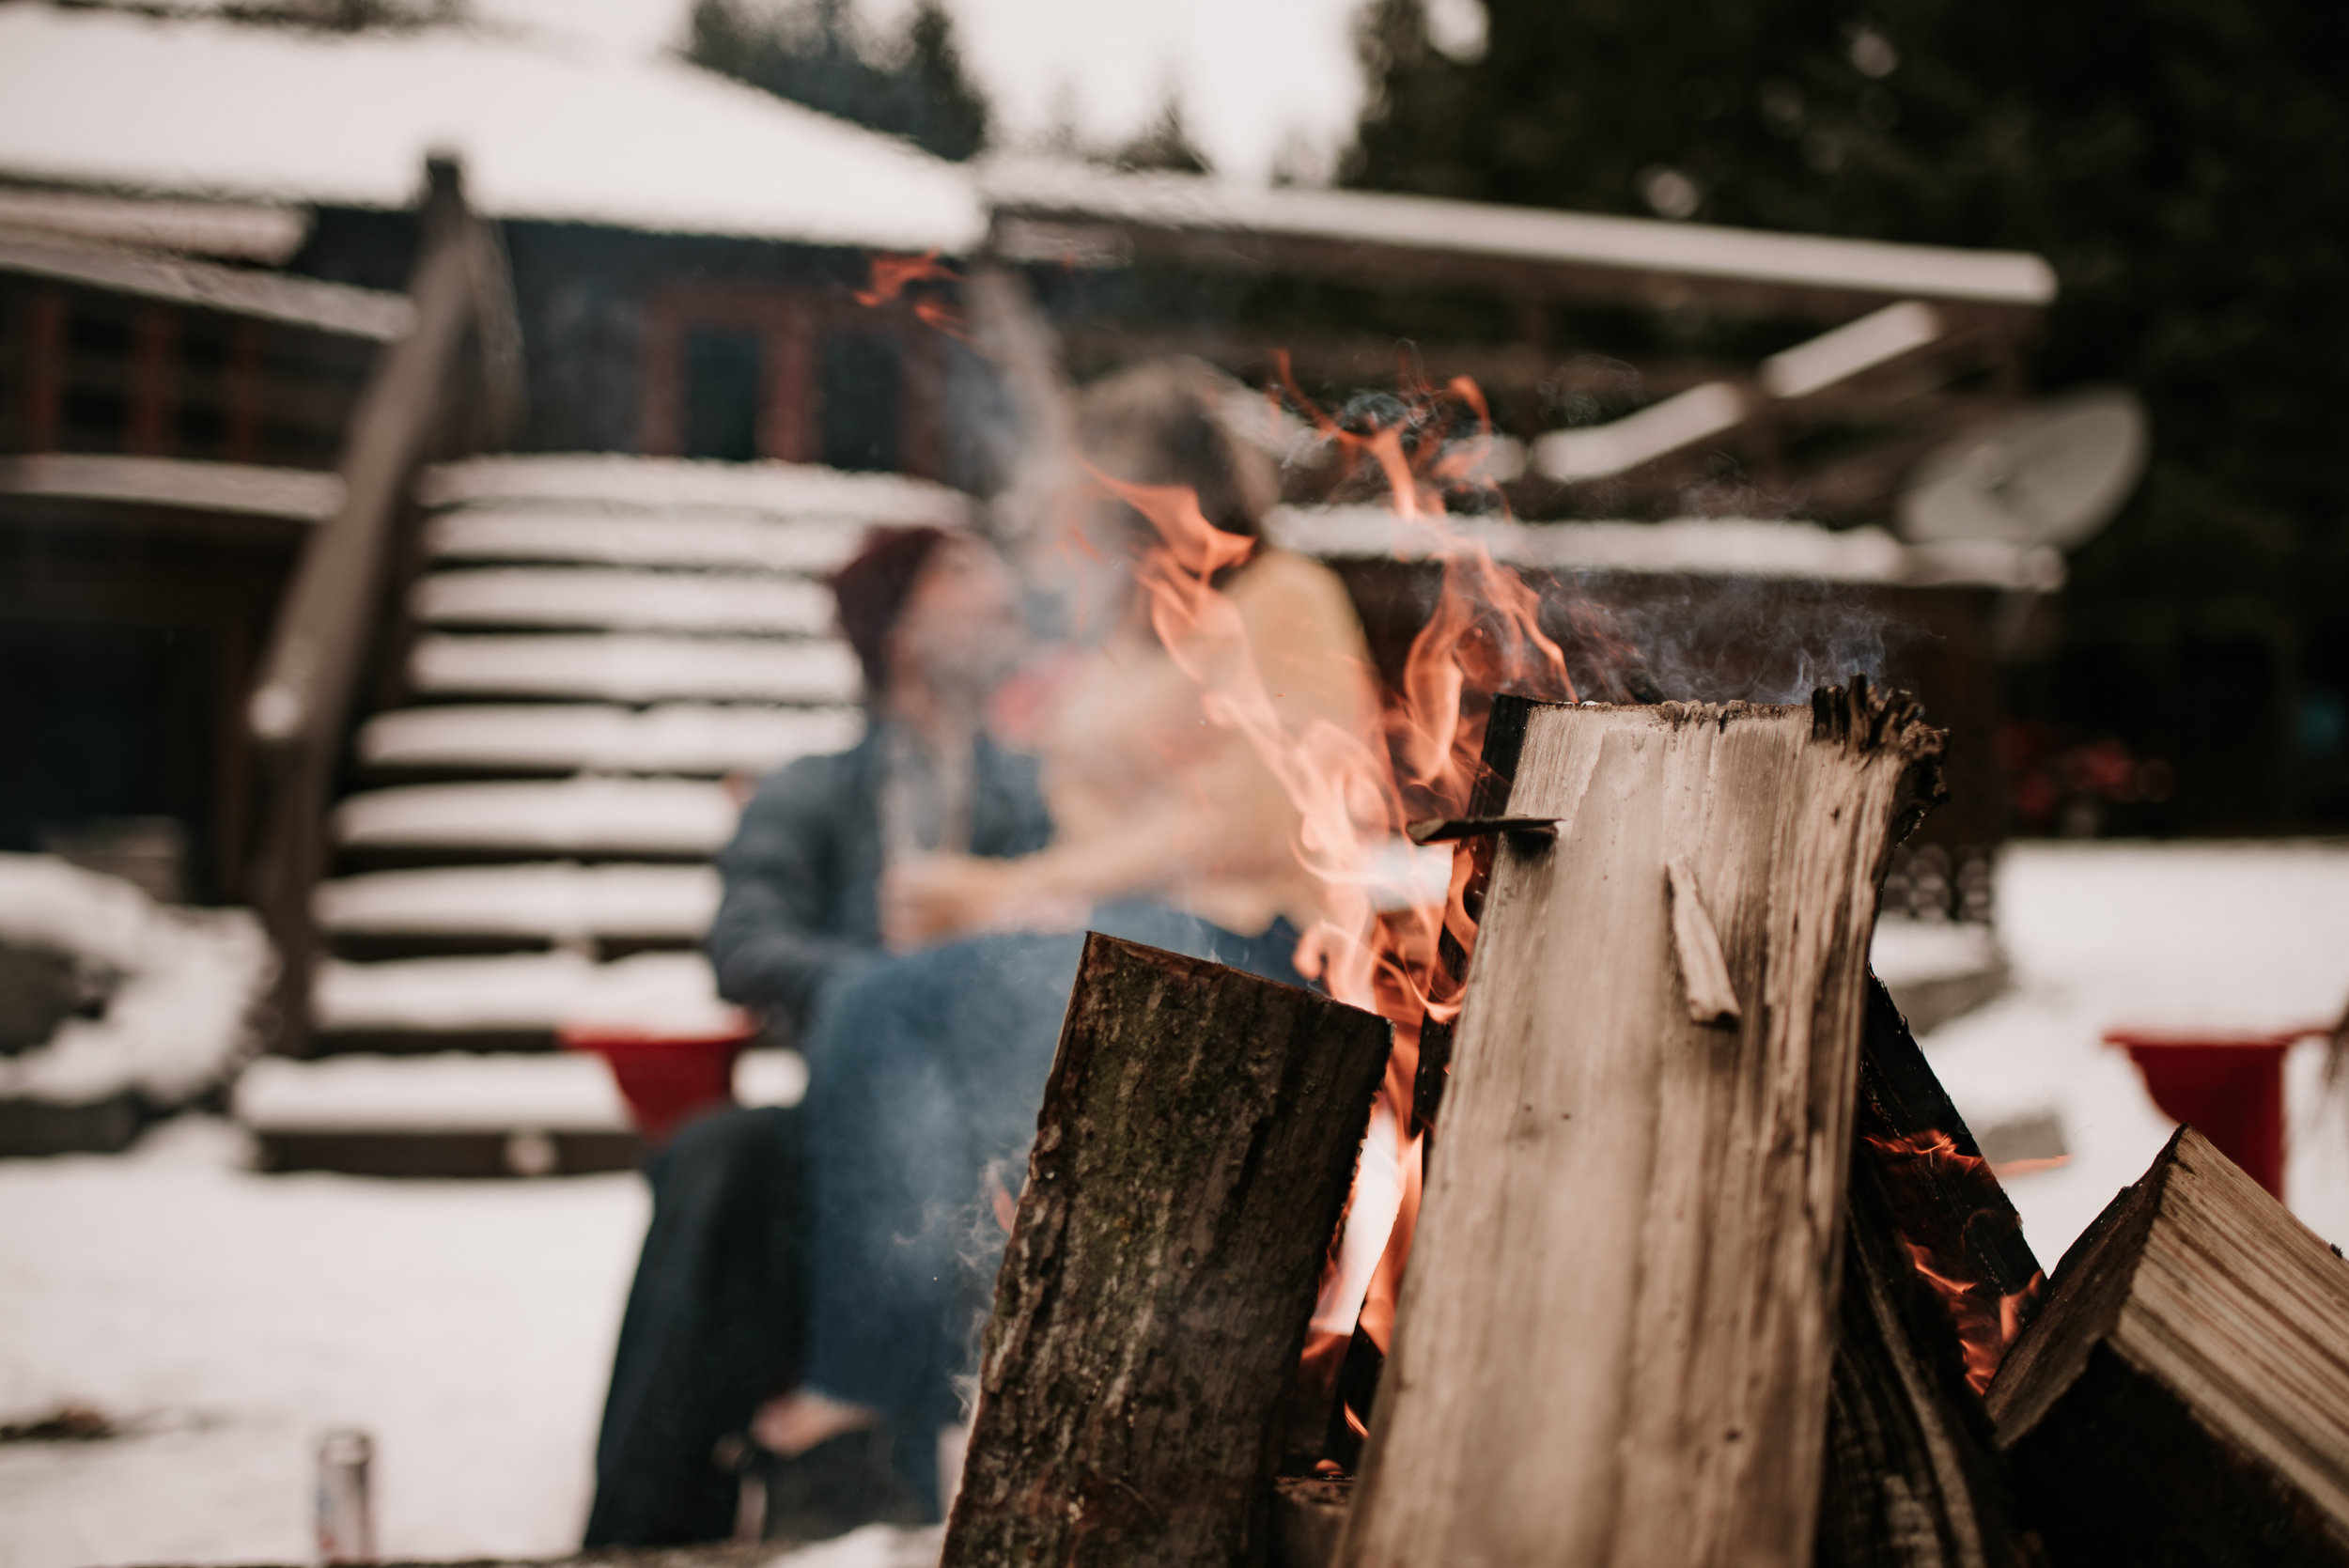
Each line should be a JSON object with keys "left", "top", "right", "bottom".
{"left": 1537, "top": 572, "right": 1908, "bottom": 707}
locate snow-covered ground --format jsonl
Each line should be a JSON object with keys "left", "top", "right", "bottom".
{"left": 1925, "top": 841, "right": 2349, "bottom": 1265}
{"left": 0, "top": 841, "right": 2344, "bottom": 1568}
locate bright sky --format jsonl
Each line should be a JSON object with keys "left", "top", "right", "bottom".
{"left": 474, "top": 0, "right": 1466, "bottom": 184}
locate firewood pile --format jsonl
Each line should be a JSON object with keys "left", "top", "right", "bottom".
{"left": 939, "top": 683, "right": 2349, "bottom": 1568}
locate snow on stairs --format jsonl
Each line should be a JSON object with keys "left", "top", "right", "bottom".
{"left": 241, "top": 456, "right": 963, "bottom": 1176}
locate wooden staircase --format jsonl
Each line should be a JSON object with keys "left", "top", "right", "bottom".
{"left": 238, "top": 455, "right": 969, "bottom": 1174}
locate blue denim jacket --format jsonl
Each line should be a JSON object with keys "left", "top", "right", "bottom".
{"left": 704, "top": 725, "right": 1053, "bottom": 1036}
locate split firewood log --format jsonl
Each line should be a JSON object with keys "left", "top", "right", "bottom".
{"left": 1336, "top": 681, "right": 1945, "bottom": 1568}
{"left": 1986, "top": 1126, "right": 2349, "bottom": 1566}
{"left": 941, "top": 935, "right": 1392, "bottom": 1568}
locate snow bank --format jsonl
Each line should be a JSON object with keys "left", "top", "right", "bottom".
{"left": 0, "top": 855, "right": 272, "bottom": 1106}
{"left": 1870, "top": 918, "right": 2001, "bottom": 987}
{"left": 1923, "top": 842, "right": 2349, "bottom": 1262}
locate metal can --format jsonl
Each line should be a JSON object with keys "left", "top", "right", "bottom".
{"left": 314, "top": 1428, "right": 376, "bottom": 1564}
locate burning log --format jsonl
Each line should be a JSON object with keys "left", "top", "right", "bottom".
{"left": 1335, "top": 682, "right": 1945, "bottom": 1568}
{"left": 1985, "top": 1126, "right": 2349, "bottom": 1565}
{"left": 941, "top": 934, "right": 1393, "bottom": 1568}
{"left": 1813, "top": 977, "right": 2046, "bottom": 1568}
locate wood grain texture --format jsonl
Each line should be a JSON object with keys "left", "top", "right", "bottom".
{"left": 1667, "top": 856, "right": 1741, "bottom": 1027}
{"left": 1987, "top": 1126, "right": 2349, "bottom": 1566}
{"left": 941, "top": 934, "right": 1393, "bottom": 1568}
{"left": 1336, "top": 683, "right": 1945, "bottom": 1568}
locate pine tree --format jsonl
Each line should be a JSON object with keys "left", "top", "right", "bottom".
{"left": 1112, "top": 93, "right": 1214, "bottom": 176}
{"left": 1343, "top": 0, "right": 2349, "bottom": 826}
{"left": 687, "top": 0, "right": 990, "bottom": 163}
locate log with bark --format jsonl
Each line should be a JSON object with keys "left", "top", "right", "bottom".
{"left": 1334, "top": 681, "right": 1945, "bottom": 1568}
{"left": 1985, "top": 1126, "right": 2349, "bottom": 1566}
{"left": 941, "top": 934, "right": 1393, "bottom": 1568}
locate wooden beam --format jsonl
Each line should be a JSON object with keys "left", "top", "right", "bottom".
{"left": 942, "top": 934, "right": 1392, "bottom": 1568}
{"left": 244, "top": 158, "right": 508, "bottom": 1050}
{"left": 1336, "top": 681, "right": 1945, "bottom": 1568}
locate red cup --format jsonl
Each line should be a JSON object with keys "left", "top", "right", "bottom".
{"left": 561, "top": 1017, "right": 758, "bottom": 1145}
{"left": 2103, "top": 1027, "right": 2308, "bottom": 1199}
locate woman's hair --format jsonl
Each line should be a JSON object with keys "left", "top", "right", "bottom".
{"left": 828, "top": 524, "right": 951, "bottom": 693}
{"left": 1075, "top": 358, "right": 1279, "bottom": 539}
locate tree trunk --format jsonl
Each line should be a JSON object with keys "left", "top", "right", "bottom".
{"left": 1336, "top": 682, "right": 1945, "bottom": 1568}
{"left": 941, "top": 934, "right": 1393, "bottom": 1568}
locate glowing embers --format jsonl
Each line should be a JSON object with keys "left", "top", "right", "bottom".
{"left": 1863, "top": 1127, "right": 2047, "bottom": 1394}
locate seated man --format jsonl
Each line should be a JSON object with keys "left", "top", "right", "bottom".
{"left": 583, "top": 523, "right": 1046, "bottom": 1547}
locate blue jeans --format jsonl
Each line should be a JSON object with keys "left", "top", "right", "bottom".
{"left": 797, "top": 905, "right": 1307, "bottom": 1439}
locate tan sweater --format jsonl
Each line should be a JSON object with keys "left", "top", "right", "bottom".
{"left": 1031, "top": 547, "right": 1382, "bottom": 939}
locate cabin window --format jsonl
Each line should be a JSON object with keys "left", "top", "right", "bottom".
{"left": 640, "top": 283, "right": 941, "bottom": 478}
{"left": 683, "top": 329, "right": 762, "bottom": 462}
{"left": 819, "top": 333, "right": 900, "bottom": 473}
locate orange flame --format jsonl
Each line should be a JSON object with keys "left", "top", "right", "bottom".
{"left": 1865, "top": 1129, "right": 2046, "bottom": 1393}
{"left": 1086, "top": 365, "right": 1579, "bottom": 1404}
{"left": 855, "top": 251, "right": 967, "bottom": 339}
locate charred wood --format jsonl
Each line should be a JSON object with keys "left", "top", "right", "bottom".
{"left": 1813, "top": 975, "right": 2046, "bottom": 1568}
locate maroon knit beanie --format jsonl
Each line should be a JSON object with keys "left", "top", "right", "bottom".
{"left": 829, "top": 524, "right": 952, "bottom": 695}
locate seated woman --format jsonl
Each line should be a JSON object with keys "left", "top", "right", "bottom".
{"left": 747, "top": 360, "right": 1380, "bottom": 1526}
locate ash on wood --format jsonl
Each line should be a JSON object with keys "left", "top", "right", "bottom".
{"left": 1813, "top": 976, "right": 2045, "bottom": 1568}
{"left": 941, "top": 934, "right": 1393, "bottom": 1568}
{"left": 1336, "top": 681, "right": 1945, "bottom": 1568}
{"left": 1986, "top": 1126, "right": 2349, "bottom": 1567}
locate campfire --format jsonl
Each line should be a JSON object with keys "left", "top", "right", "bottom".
{"left": 934, "top": 375, "right": 2349, "bottom": 1567}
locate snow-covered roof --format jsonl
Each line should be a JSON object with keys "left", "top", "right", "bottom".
{"left": 0, "top": 3, "right": 984, "bottom": 252}
{"left": 984, "top": 158, "right": 2057, "bottom": 311}
{"left": 1265, "top": 506, "right": 2068, "bottom": 591}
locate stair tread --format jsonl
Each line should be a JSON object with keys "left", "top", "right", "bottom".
{"left": 413, "top": 567, "right": 833, "bottom": 634}
{"left": 333, "top": 776, "right": 737, "bottom": 855}
{"left": 418, "top": 453, "right": 973, "bottom": 524}
{"left": 310, "top": 948, "right": 736, "bottom": 1035}
{"left": 316, "top": 861, "right": 717, "bottom": 939}
{"left": 410, "top": 632, "right": 860, "bottom": 703}
{"left": 236, "top": 1047, "right": 803, "bottom": 1133}
{"left": 356, "top": 702, "right": 861, "bottom": 776}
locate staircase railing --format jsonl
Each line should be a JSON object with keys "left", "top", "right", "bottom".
{"left": 245, "top": 158, "right": 523, "bottom": 1052}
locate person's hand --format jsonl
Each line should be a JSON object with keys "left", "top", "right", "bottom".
{"left": 881, "top": 854, "right": 1089, "bottom": 951}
